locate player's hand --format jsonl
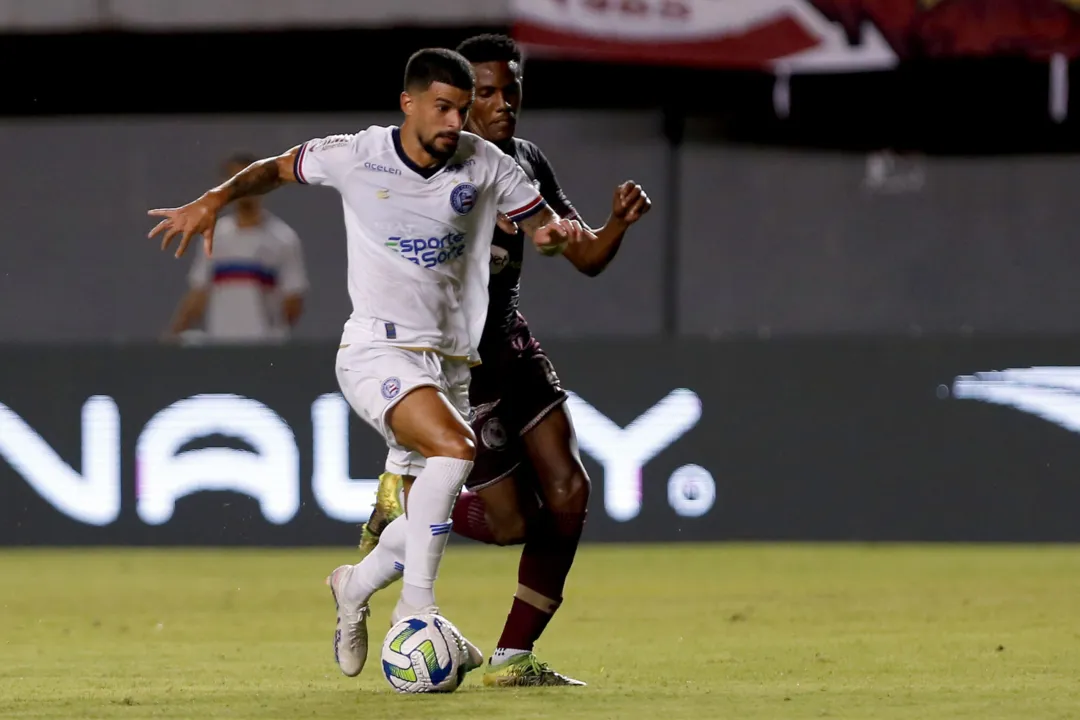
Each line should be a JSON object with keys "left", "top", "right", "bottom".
{"left": 496, "top": 213, "right": 519, "bottom": 235}
{"left": 147, "top": 196, "right": 221, "bottom": 258}
{"left": 532, "top": 218, "right": 592, "bottom": 256}
{"left": 611, "top": 181, "right": 652, "bottom": 226}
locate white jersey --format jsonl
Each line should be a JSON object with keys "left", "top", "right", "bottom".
{"left": 295, "top": 125, "right": 547, "bottom": 363}
{"left": 188, "top": 212, "right": 308, "bottom": 342}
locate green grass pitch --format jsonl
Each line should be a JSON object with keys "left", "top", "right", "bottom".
{"left": 2, "top": 543, "right": 1080, "bottom": 718}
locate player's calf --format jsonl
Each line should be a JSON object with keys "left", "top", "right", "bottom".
{"left": 386, "top": 387, "right": 477, "bottom": 614}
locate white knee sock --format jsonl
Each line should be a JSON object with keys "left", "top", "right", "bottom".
{"left": 344, "top": 515, "right": 406, "bottom": 604}
{"left": 400, "top": 456, "right": 472, "bottom": 610}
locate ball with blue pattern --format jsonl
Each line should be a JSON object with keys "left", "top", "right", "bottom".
{"left": 380, "top": 613, "right": 465, "bottom": 693}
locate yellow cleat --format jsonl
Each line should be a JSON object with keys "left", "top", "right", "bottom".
{"left": 357, "top": 472, "right": 404, "bottom": 559}
{"left": 482, "top": 652, "right": 586, "bottom": 687}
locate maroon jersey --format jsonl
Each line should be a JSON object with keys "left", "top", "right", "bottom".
{"left": 480, "top": 138, "right": 577, "bottom": 350}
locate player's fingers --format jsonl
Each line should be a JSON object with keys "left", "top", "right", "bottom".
{"left": 203, "top": 227, "right": 214, "bottom": 257}
{"left": 568, "top": 219, "right": 585, "bottom": 243}
{"left": 175, "top": 230, "right": 195, "bottom": 258}
{"left": 147, "top": 208, "right": 176, "bottom": 218}
{"left": 619, "top": 186, "right": 642, "bottom": 211}
{"left": 160, "top": 226, "right": 181, "bottom": 251}
{"left": 148, "top": 218, "right": 171, "bottom": 239}
{"left": 632, "top": 194, "right": 651, "bottom": 218}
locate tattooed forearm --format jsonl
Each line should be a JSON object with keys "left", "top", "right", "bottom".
{"left": 203, "top": 149, "right": 298, "bottom": 209}
{"left": 218, "top": 160, "right": 285, "bottom": 201}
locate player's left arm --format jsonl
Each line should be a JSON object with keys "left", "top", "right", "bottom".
{"left": 522, "top": 148, "right": 648, "bottom": 276}
{"left": 562, "top": 180, "right": 651, "bottom": 277}
{"left": 528, "top": 147, "right": 651, "bottom": 276}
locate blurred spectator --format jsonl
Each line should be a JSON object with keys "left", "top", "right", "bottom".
{"left": 163, "top": 153, "right": 309, "bottom": 345}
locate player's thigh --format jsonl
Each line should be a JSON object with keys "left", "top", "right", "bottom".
{"left": 389, "top": 387, "right": 474, "bottom": 460}
{"left": 522, "top": 402, "right": 589, "bottom": 509}
{"left": 503, "top": 343, "right": 588, "bottom": 505}
{"left": 390, "top": 354, "right": 475, "bottom": 460}
{"left": 335, "top": 344, "right": 473, "bottom": 460}
{"left": 465, "top": 369, "right": 525, "bottom": 495}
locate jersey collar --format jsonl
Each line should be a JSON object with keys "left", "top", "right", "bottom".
{"left": 392, "top": 127, "right": 447, "bottom": 180}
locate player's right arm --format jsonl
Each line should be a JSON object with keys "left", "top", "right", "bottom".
{"left": 147, "top": 134, "right": 354, "bottom": 259}
{"left": 147, "top": 147, "right": 301, "bottom": 259}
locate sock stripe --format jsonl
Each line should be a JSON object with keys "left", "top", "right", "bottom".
{"left": 429, "top": 522, "right": 453, "bottom": 536}
{"left": 393, "top": 561, "right": 404, "bottom": 572}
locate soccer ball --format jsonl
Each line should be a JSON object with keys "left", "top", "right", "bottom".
{"left": 380, "top": 614, "right": 465, "bottom": 694}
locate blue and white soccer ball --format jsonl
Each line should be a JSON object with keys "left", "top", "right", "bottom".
{"left": 381, "top": 614, "right": 466, "bottom": 694}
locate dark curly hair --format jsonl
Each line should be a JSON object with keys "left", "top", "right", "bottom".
{"left": 456, "top": 33, "right": 523, "bottom": 66}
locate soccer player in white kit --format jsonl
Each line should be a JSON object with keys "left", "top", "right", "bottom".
{"left": 146, "top": 48, "right": 592, "bottom": 678}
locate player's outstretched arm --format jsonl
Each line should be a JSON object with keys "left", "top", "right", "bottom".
{"left": 563, "top": 181, "right": 651, "bottom": 277}
{"left": 147, "top": 146, "right": 302, "bottom": 258}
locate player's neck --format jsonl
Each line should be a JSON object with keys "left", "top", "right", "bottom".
{"left": 234, "top": 206, "right": 263, "bottom": 227}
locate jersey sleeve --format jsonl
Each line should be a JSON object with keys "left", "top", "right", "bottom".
{"left": 493, "top": 152, "right": 548, "bottom": 224}
{"left": 293, "top": 134, "right": 356, "bottom": 188}
{"left": 531, "top": 146, "right": 579, "bottom": 222}
{"left": 277, "top": 227, "right": 309, "bottom": 296}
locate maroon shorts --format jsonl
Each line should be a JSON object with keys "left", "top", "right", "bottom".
{"left": 466, "top": 329, "right": 568, "bottom": 491}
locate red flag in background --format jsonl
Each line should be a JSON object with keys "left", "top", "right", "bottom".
{"left": 812, "top": 0, "right": 1080, "bottom": 60}
{"left": 511, "top": 0, "right": 1080, "bottom": 72}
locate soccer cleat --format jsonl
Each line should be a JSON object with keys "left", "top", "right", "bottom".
{"left": 390, "top": 600, "right": 484, "bottom": 675}
{"left": 437, "top": 616, "right": 485, "bottom": 675}
{"left": 357, "top": 472, "right": 404, "bottom": 559}
{"left": 482, "top": 652, "right": 587, "bottom": 687}
{"left": 326, "top": 565, "right": 370, "bottom": 677}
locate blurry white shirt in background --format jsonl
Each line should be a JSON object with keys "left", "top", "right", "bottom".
{"left": 187, "top": 212, "right": 308, "bottom": 343}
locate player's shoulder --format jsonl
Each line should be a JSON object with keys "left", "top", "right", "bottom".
{"left": 456, "top": 131, "right": 510, "bottom": 166}
{"left": 511, "top": 136, "right": 545, "bottom": 161}
{"left": 307, "top": 125, "right": 384, "bottom": 156}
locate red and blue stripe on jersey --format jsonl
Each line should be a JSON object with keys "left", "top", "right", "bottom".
{"left": 212, "top": 262, "right": 278, "bottom": 288}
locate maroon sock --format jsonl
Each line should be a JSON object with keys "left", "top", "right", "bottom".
{"left": 450, "top": 491, "right": 498, "bottom": 545}
{"left": 496, "top": 509, "right": 586, "bottom": 651}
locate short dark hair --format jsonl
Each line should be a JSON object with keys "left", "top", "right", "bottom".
{"left": 403, "top": 48, "right": 475, "bottom": 92}
{"left": 456, "top": 34, "right": 522, "bottom": 66}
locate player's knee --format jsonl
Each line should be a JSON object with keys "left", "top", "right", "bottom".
{"left": 427, "top": 426, "right": 476, "bottom": 462}
{"left": 544, "top": 465, "right": 590, "bottom": 514}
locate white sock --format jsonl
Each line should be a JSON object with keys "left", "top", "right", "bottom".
{"left": 400, "top": 456, "right": 472, "bottom": 610}
{"left": 344, "top": 515, "right": 406, "bottom": 604}
{"left": 492, "top": 648, "right": 530, "bottom": 665}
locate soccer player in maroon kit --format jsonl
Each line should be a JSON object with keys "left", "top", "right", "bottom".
{"left": 359, "top": 34, "right": 651, "bottom": 686}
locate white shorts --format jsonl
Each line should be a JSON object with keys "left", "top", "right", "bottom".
{"left": 335, "top": 343, "right": 471, "bottom": 476}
